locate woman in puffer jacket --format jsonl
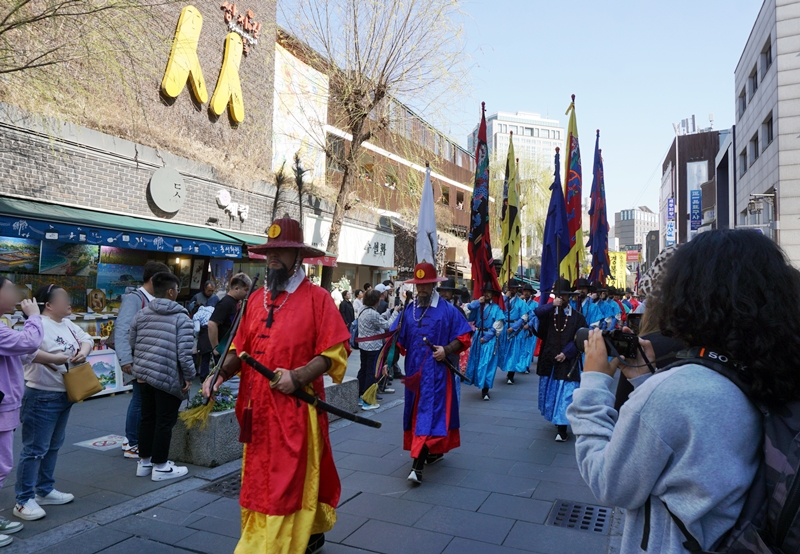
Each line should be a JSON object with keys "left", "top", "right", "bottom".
{"left": 130, "top": 272, "right": 196, "bottom": 482}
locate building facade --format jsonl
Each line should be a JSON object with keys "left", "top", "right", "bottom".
{"left": 733, "top": 0, "right": 800, "bottom": 262}
{"left": 468, "top": 111, "right": 565, "bottom": 171}
{"left": 614, "top": 206, "right": 658, "bottom": 261}
{"left": 660, "top": 130, "right": 721, "bottom": 248}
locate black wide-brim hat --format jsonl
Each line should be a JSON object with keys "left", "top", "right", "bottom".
{"left": 482, "top": 281, "right": 502, "bottom": 295}
{"left": 553, "top": 278, "right": 578, "bottom": 296}
{"left": 575, "top": 278, "right": 592, "bottom": 290}
{"left": 438, "top": 278, "right": 459, "bottom": 291}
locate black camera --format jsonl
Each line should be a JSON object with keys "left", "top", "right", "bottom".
{"left": 575, "top": 328, "right": 639, "bottom": 359}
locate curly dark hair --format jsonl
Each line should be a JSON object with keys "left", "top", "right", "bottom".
{"left": 658, "top": 229, "right": 800, "bottom": 407}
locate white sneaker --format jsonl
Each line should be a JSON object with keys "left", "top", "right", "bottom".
{"left": 0, "top": 534, "right": 11, "bottom": 547}
{"left": 359, "top": 400, "right": 379, "bottom": 411}
{"left": 506, "top": 378, "right": 514, "bottom": 385}
{"left": 123, "top": 444, "right": 140, "bottom": 460}
{"left": 136, "top": 460, "right": 153, "bottom": 477}
{"left": 407, "top": 469, "right": 421, "bottom": 484}
{"left": 483, "top": 394, "right": 490, "bottom": 401}
{"left": 121, "top": 438, "right": 129, "bottom": 450}
{"left": 13, "top": 499, "right": 45, "bottom": 521}
{"left": 555, "top": 432, "right": 569, "bottom": 442}
{"left": 151, "top": 461, "right": 188, "bottom": 482}
{"left": 35, "top": 490, "right": 74, "bottom": 506}
{"left": 0, "top": 518, "right": 22, "bottom": 535}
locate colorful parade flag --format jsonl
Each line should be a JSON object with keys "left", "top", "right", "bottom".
{"left": 540, "top": 148, "right": 570, "bottom": 301}
{"left": 468, "top": 102, "right": 503, "bottom": 308}
{"left": 499, "top": 133, "right": 520, "bottom": 286}
{"left": 606, "top": 251, "right": 627, "bottom": 289}
{"left": 559, "top": 95, "right": 585, "bottom": 284}
{"left": 416, "top": 164, "right": 438, "bottom": 264}
{"left": 586, "top": 130, "right": 610, "bottom": 284}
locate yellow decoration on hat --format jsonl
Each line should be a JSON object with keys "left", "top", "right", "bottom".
{"left": 267, "top": 224, "right": 281, "bottom": 238}
{"left": 415, "top": 269, "right": 426, "bottom": 279}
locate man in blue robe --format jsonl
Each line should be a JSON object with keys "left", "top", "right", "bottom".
{"left": 465, "top": 283, "right": 505, "bottom": 401}
{"left": 501, "top": 279, "right": 528, "bottom": 384}
{"left": 575, "top": 278, "right": 603, "bottom": 327}
{"left": 520, "top": 283, "right": 539, "bottom": 372}
{"left": 392, "top": 263, "right": 472, "bottom": 484}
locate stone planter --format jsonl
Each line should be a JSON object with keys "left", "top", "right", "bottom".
{"left": 170, "top": 376, "right": 359, "bottom": 467}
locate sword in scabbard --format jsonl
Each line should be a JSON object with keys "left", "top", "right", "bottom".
{"left": 238, "top": 352, "right": 382, "bottom": 429}
{"left": 422, "top": 337, "right": 472, "bottom": 385}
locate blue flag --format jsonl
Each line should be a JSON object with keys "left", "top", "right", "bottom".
{"left": 540, "top": 149, "right": 570, "bottom": 300}
{"left": 586, "top": 130, "right": 610, "bottom": 283}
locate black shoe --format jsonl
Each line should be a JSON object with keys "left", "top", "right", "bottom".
{"left": 407, "top": 468, "right": 422, "bottom": 483}
{"left": 555, "top": 432, "right": 569, "bottom": 442}
{"left": 425, "top": 453, "right": 444, "bottom": 465}
{"left": 306, "top": 533, "right": 325, "bottom": 554}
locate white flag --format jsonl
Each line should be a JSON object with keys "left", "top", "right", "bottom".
{"left": 416, "top": 166, "right": 438, "bottom": 264}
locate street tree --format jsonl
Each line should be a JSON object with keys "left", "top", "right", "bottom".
{"left": 280, "top": 0, "right": 466, "bottom": 290}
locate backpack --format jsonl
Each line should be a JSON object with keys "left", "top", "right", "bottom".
{"left": 349, "top": 318, "right": 360, "bottom": 350}
{"left": 106, "top": 289, "right": 147, "bottom": 349}
{"left": 643, "top": 351, "right": 800, "bottom": 553}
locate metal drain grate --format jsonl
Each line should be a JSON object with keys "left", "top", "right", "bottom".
{"left": 200, "top": 474, "right": 241, "bottom": 499}
{"left": 546, "top": 500, "right": 612, "bottom": 535}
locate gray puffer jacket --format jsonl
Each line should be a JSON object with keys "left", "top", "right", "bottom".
{"left": 130, "top": 298, "right": 196, "bottom": 399}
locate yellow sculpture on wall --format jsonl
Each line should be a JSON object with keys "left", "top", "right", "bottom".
{"left": 161, "top": 6, "right": 208, "bottom": 104}
{"left": 209, "top": 33, "right": 245, "bottom": 122}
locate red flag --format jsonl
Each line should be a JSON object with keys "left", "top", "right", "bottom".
{"left": 468, "top": 103, "right": 503, "bottom": 308}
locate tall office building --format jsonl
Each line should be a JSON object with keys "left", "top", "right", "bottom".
{"left": 615, "top": 206, "right": 659, "bottom": 263}
{"left": 731, "top": 0, "right": 800, "bottom": 263}
{"left": 468, "top": 111, "right": 565, "bottom": 170}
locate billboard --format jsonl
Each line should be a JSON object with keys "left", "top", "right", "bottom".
{"left": 272, "top": 43, "right": 329, "bottom": 186}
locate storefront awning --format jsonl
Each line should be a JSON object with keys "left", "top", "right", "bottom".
{"left": 0, "top": 196, "right": 246, "bottom": 258}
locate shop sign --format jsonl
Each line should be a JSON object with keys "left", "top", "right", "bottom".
{"left": 665, "top": 220, "right": 675, "bottom": 246}
{"left": 304, "top": 215, "right": 394, "bottom": 267}
{"left": 149, "top": 167, "right": 186, "bottom": 213}
{"left": 690, "top": 190, "right": 702, "bottom": 231}
{"left": 160, "top": 4, "right": 261, "bottom": 123}
{"left": 667, "top": 197, "right": 675, "bottom": 220}
{"left": 0, "top": 215, "right": 242, "bottom": 258}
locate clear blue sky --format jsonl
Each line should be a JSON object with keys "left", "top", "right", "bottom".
{"left": 445, "top": 0, "right": 763, "bottom": 219}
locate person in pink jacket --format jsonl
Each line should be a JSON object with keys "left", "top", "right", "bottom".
{"left": 0, "top": 277, "right": 43, "bottom": 546}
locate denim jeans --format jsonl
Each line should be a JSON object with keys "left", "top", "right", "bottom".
{"left": 125, "top": 380, "right": 141, "bottom": 446}
{"left": 15, "top": 387, "right": 72, "bottom": 504}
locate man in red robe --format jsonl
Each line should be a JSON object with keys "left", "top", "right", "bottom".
{"left": 204, "top": 218, "right": 350, "bottom": 554}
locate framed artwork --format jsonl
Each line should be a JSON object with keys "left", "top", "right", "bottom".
{"left": 191, "top": 259, "right": 205, "bottom": 289}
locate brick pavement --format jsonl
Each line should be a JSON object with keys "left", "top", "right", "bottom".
{"left": 0, "top": 356, "right": 622, "bottom": 553}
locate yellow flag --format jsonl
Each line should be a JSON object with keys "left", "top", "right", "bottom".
{"left": 559, "top": 96, "right": 585, "bottom": 283}
{"left": 606, "top": 251, "right": 627, "bottom": 288}
{"left": 499, "top": 134, "right": 520, "bottom": 285}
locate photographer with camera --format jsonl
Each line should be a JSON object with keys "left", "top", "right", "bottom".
{"left": 566, "top": 230, "right": 800, "bottom": 553}
{"left": 534, "top": 278, "right": 587, "bottom": 442}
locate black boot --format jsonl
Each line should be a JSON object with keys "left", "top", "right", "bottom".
{"left": 481, "top": 387, "right": 490, "bottom": 400}
{"left": 556, "top": 425, "right": 568, "bottom": 442}
{"left": 408, "top": 447, "right": 427, "bottom": 483}
{"left": 306, "top": 533, "right": 325, "bottom": 553}
{"left": 507, "top": 373, "right": 515, "bottom": 385}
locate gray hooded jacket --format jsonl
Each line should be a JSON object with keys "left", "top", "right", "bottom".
{"left": 130, "top": 298, "right": 196, "bottom": 399}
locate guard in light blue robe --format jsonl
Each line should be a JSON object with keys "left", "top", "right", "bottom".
{"left": 465, "top": 286, "right": 505, "bottom": 399}
{"left": 520, "top": 284, "right": 539, "bottom": 371}
{"left": 499, "top": 281, "right": 528, "bottom": 383}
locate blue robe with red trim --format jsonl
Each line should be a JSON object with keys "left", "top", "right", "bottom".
{"left": 392, "top": 292, "right": 473, "bottom": 458}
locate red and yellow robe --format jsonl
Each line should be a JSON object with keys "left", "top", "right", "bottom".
{"left": 232, "top": 277, "right": 350, "bottom": 554}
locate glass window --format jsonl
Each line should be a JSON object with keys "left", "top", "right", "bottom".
{"left": 441, "top": 186, "right": 450, "bottom": 205}
{"left": 524, "top": 127, "right": 533, "bottom": 136}
{"left": 509, "top": 125, "right": 518, "bottom": 135}
{"left": 749, "top": 66, "right": 758, "bottom": 100}
{"left": 762, "top": 38, "right": 772, "bottom": 79}
{"left": 738, "top": 90, "right": 747, "bottom": 119}
{"left": 739, "top": 151, "right": 748, "bottom": 178}
{"left": 542, "top": 129, "right": 550, "bottom": 139}
{"left": 763, "top": 112, "right": 774, "bottom": 148}
{"left": 533, "top": 128, "right": 539, "bottom": 137}
{"left": 750, "top": 134, "right": 759, "bottom": 165}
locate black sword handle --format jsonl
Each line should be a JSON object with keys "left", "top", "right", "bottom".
{"left": 422, "top": 337, "right": 472, "bottom": 385}
{"left": 239, "top": 352, "right": 382, "bottom": 429}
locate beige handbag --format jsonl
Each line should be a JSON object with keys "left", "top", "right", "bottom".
{"left": 62, "top": 362, "right": 104, "bottom": 402}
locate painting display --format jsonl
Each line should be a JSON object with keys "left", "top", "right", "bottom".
{"left": 96, "top": 263, "right": 145, "bottom": 308}
{"left": 210, "top": 260, "right": 234, "bottom": 292}
{"left": 179, "top": 258, "right": 191, "bottom": 290}
{"left": 88, "top": 351, "right": 118, "bottom": 391}
{"left": 39, "top": 242, "right": 99, "bottom": 276}
{"left": 191, "top": 259, "right": 205, "bottom": 289}
{"left": 99, "top": 247, "right": 150, "bottom": 266}
{"left": 0, "top": 237, "right": 40, "bottom": 274}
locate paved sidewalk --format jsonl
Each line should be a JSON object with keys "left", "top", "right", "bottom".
{"left": 0, "top": 355, "right": 622, "bottom": 553}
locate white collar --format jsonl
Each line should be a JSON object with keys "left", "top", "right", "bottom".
{"left": 556, "top": 304, "right": 572, "bottom": 316}
{"left": 285, "top": 267, "right": 306, "bottom": 294}
{"left": 431, "top": 290, "right": 440, "bottom": 308}
{"left": 138, "top": 287, "right": 154, "bottom": 301}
